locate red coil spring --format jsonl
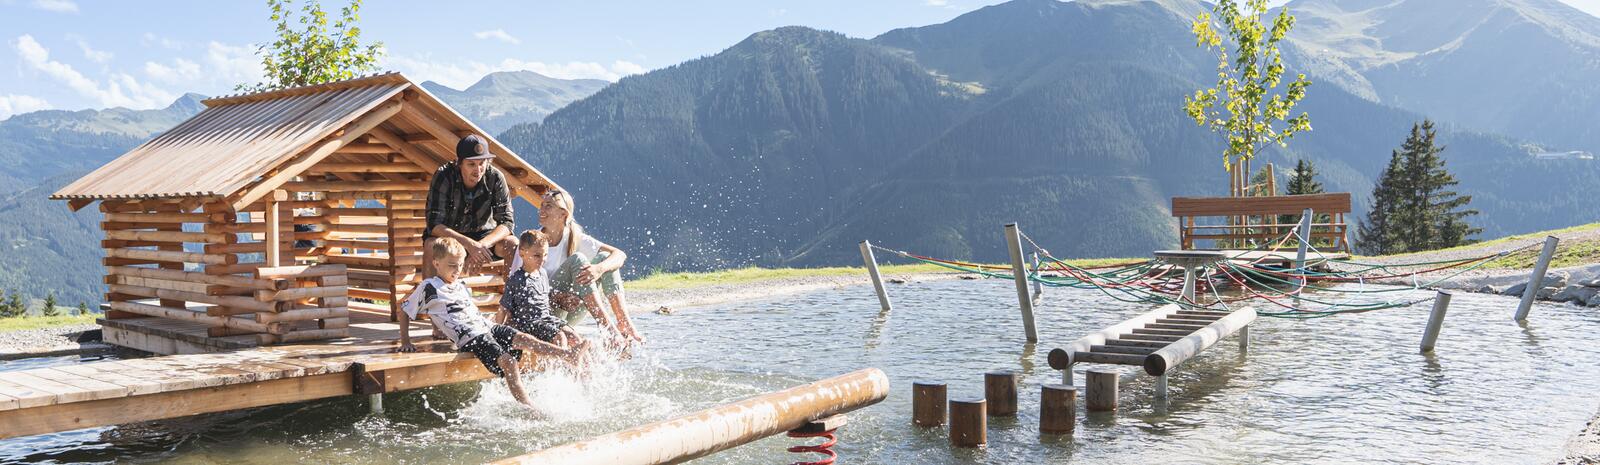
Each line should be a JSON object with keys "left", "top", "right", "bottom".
{"left": 786, "top": 429, "right": 838, "bottom": 465}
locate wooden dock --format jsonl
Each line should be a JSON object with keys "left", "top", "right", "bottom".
{"left": 0, "top": 305, "right": 512, "bottom": 440}
{"left": 1048, "top": 304, "right": 1256, "bottom": 378}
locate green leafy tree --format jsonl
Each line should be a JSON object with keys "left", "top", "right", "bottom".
{"left": 1185, "top": 0, "right": 1313, "bottom": 179}
{"left": 42, "top": 292, "right": 58, "bottom": 317}
{"left": 1358, "top": 120, "right": 1479, "bottom": 254}
{"left": 237, "top": 0, "right": 384, "bottom": 92}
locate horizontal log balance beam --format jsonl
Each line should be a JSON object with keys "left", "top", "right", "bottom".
{"left": 1047, "top": 306, "right": 1255, "bottom": 376}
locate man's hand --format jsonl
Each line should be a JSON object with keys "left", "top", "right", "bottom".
{"left": 463, "top": 240, "right": 492, "bottom": 271}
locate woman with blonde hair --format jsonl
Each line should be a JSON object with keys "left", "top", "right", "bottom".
{"left": 520, "top": 189, "right": 645, "bottom": 344}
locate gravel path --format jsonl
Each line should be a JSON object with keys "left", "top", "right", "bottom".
{"left": 1330, "top": 227, "right": 1600, "bottom": 288}
{"left": 0, "top": 323, "right": 102, "bottom": 358}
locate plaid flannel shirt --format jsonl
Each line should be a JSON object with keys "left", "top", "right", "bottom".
{"left": 424, "top": 162, "right": 514, "bottom": 238}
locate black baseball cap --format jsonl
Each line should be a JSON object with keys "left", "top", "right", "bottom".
{"left": 456, "top": 135, "right": 494, "bottom": 162}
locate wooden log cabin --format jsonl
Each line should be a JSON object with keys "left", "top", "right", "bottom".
{"left": 50, "top": 72, "right": 560, "bottom": 354}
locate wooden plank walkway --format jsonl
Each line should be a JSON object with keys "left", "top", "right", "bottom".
{"left": 0, "top": 306, "right": 514, "bottom": 440}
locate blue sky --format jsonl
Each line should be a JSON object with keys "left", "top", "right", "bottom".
{"left": 4, "top": 0, "right": 1600, "bottom": 119}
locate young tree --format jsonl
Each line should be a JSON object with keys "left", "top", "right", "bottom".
{"left": 237, "top": 0, "right": 384, "bottom": 92}
{"left": 1185, "top": 0, "right": 1313, "bottom": 196}
{"left": 1285, "top": 158, "right": 1323, "bottom": 195}
{"left": 76, "top": 302, "right": 90, "bottom": 317}
{"left": 42, "top": 292, "right": 59, "bottom": 317}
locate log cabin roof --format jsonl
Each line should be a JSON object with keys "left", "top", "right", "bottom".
{"left": 51, "top": 72, "right": 557, "bottom": 210}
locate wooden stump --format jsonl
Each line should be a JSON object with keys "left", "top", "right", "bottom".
{"left": 1040, "top": 384, "right": 1076, "bottom": 435}
{"left": 984, "top": 371, "right": 1018, "bottom": 417}
{"left": 1085, "top": 369, "right": 1118, "bottom": 413}
{"left": 912, "top": 382, "right": 947, "bottom": 427}
{"left": 949, "top": 398, "right": 987, "bottom": 448}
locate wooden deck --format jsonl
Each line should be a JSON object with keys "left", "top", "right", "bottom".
{"left": 1221, "top": 250, "right": 1349, "bottom": 268}
{"left": 0, "top": 305, "right": 512, "bottom": 440}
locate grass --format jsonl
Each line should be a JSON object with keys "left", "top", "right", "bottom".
{"left": 1368, "top": 222, "right": 1600, "bottom": 260}
{"left": 628, "top": 257, "right": 1140, "bottom": 291}
{"left": 0, "top": 313, "right": 98, "bottom": 333}
{"left": 1483, "top": 235, "right": 1600, "bottom": 270}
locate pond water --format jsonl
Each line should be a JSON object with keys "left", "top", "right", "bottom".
{"left": 2, "top": 278, "right": 1598, "bottom": 464}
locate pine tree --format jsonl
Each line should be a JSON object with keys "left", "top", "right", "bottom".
{"left": 76, "top": 302, "right": 90, "bottom": 317}
{"left": 1286, "top": 159, "right": 1323, "bottom": 195}
{"left": 42, "top": 292, "right": 59, "bottom": 317}
{"left": 1359, "top": 120, "right": 1479, "bottom": 254}
{"left": 1358, "top": 151, "right": 1407, "bottom": 254}
{"left": 1, "top": 290, "right": 24, "bottom": 318}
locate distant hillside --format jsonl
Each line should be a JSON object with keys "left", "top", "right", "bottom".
{"left": 422, "top": 71, "right": 608, "bottom": 135}
{"left": 503, "top": 0, "right": 1600, "bottom": 272}
{"left": 1285, "top": 0, "right": 1600, "bottom": 154}
{"left": 0, "top": 94, "right": 202, "bottom": 194}
{"left": 0, "top": 172, "right": 105, "bottom": 306}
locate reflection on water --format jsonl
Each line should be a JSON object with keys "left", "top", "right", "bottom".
{"left": 2, "top": 280, "right": 1597, "bottom": 464}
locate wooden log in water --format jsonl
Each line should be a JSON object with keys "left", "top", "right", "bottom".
{"left": 1085, "top": 369, "right": 1118, "bottom": 413}
{"left": 949, "top": 399, "right": 986, "bottom": 448}
{"left": 1040, "top": 384, "right": 1076, "bottom": 435}
{"left": 1143, "top": 307, "right": 1257, "bottom": 376}
{"left": 912, "top": 381, "right": 946, "bottom": 427}
{"left": 985, "top": 371, "right": 1017, "bottom": 417}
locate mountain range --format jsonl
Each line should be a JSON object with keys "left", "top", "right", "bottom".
{"left": 5, "top": 0, "right": 1600, "bottom": 304}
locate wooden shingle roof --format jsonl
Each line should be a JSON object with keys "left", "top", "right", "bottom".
{"left": 51, "top": 72, "right": 556, "bottom": 210}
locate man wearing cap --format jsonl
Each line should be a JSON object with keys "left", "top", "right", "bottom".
{"left": 423, "top": 134, "right": 517, "bottom": 276}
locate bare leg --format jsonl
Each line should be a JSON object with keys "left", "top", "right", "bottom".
{"left": 583, "top": 293, "right": 618, "bottom": 336}
{"left": 510, "top": 332, "right": 584, "bottom": 368}
{"left": 497, "top": 354, "right": 533, "bottom": 407}
{"left": 606, "top": 292, "right": 645, "bottom": 343}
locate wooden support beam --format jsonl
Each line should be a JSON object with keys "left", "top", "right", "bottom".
{"left": 108, "top": 284, "right": 280, "bottom": 313}
{"left": 106, "top": 248, "right": 234, "bottom": 265}
{"left": 0, "top": 373, "right": 349, "bottom": 440}
{"left": 107, "top": 302, "right": 280, "bottom": 334}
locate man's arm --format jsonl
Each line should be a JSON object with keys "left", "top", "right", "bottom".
{"left": 489, "top": 168, "right": 515, "bottom": 232}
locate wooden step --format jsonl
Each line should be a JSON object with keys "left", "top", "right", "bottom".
{"left": 1072, "top": 351, "right": 1145, "bottom": 366}
{"left": 1089, "top": 345, "right": 1158, "bottom": 355}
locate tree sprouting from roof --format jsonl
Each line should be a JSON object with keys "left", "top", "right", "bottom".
{"left": 237, "top": 0, "right": 384, "bottom": 92}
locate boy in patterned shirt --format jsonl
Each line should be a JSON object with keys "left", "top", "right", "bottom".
{"left": 398, "top": 238, "right": 581, "bottom": 407}
{"left": 499, "top": 230, "right": 590, "bottom": 358}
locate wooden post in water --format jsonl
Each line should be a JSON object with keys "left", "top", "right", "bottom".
{"left": 1515, "top": 236, "right": 1559, "bottom": 321}
{"left": 1040, "top": 384, "right": 1076, "bottom": 435}
{"left": 1155, "top": 374, "right": 1169, "bottom": 399}
{"left": 1420, "top": 290, "right": 1452, "bottom": 353}
{"left": 1004, "top": 223, "right": 1039, "bottom": 343}
{"left": 1085, "top": 369, "right": 1118, "bottom": 412}
{"left": 912, "top": 382, "right": 947, "bottom": 427}
{"left": 984, "top": 371, "right": 1018, "bottom": 417}
{"left": 949, "top": 399, "right": 987, "bottom": 448}
{"left": 369, "top": 393, "right": 383, "bottom": 414}
{"left": 859, "top": 240, "right": 893, "bottom": 313}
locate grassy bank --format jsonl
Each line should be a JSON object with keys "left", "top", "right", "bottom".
{"left": 1373, "top": 222, "right": 1600, "bottom": 269}
{"left": 630, "top": 257, "right": 1139, "bottom": 291}
{"left": 0, "top": 314, "right": 97, "bottom": 333}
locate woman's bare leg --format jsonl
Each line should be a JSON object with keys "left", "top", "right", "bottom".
{"left": 606, "top": 292, "right": 645, "bottom": 343}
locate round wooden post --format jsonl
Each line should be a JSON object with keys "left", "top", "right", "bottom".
{"left": 949, "top": 399, "right": 987, "bottom": 448}
{"left": 1515, "top": 236, "right": 1559, "bottom": 321}
{"left": 985, "top": 371, "right": 1018, "bottom": 416}
{"left": 859, "top": 240, "right": 893, "bottom": 313}
{"left": 912, "top": 382, "right": 947, "bottom": 427}
{"left": 1420, "top": 290, "right": 1452, "bottom": 353}
{"left": 1085, "top": 369, "right": 1118, "bottom": 413}
{"left": 1155, "top": 374, "right": 1168, "bottom": 399}
{"left": 1003, "top": 223, "right": 1039, "bottom": 343}
{"left": 369, "top": 393, "right": 383, "bottom": 414}
{"left": 1040, "top": 384, "right": 1076, "bottom": 435}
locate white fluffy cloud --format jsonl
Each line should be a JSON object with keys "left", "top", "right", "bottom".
{"left": 70, "top": 36, "right": 111, "bottom": 63}
{"left": 0, "top": 94, "right": 51, "bottom": 119}
{"left": 473, "top": 29, "right": 521, "bottom": 45}
{"left": 31, "top": 0, "right": 77, "bottom": 13}
{"left": 13, "top": 34, "right": 173, "bottom": 109}
{"left": 384, "top": 55, "right": 647, "bottom": 89}
{"left": 144, "top": 58, "right": 201, "bottom": 82}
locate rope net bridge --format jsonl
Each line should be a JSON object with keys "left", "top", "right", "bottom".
{"left": 864, "top": 225, "right": 1532, "bottom": 319}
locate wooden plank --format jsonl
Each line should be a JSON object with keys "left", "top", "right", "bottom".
{"left": 107, "top": 248, "right": 233, "bottom": 265}
{"left": 0, "top": 378, "right": 61, "bottom": 409}
{"left": 256, "top": 264, "right": 347, "bottom": 279}
{"left": 106, "top": 230, "right": 226, "bottom": 243}
{"left": 1089, "top": 345, "right": 1159, "bottom": 355}
{"left": 1, "top": 372, "right": 94, "bottom": 405}
{"left": 379, "top": 356, "right": 496, "bottom": 393}
{"left": 27, "top": 368, "right": 131, "bottom": 401}
{"left": 52, "top": 364, "right": 170, "bottom": 397}
{"left": 1171, "top": 193, "right": 1352, "bottom": 216}
{"left": 0, "top": 373, "right": 351, "bottom": 440}
{"left": 108, "top": 266, "right": 283, "bottom": 290}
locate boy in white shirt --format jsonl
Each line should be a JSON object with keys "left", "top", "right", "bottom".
{"left": 398, "top": 238, "right": 581, "bottom": 407}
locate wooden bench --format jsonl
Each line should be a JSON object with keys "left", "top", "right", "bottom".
{"left": 1171, "top": 193, "right": 1352, "bottom": 252}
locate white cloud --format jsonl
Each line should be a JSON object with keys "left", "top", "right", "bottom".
{"left": 0, "top": 94, "right": 51, "bottom": 119}
{"left": 384, "top": 55, "right": 647, "bottom": 89}
{"left": 141, "top": 32, "right": 183, "bottom": 50}
{"left": 202, "top": 41, "right": 263, "bottom": 87}
{"left": 70, "top": 36, "right": 111, "bottom": 64}
{"left": 12, "top": 34, "right": 173, "bottom": 109}
{"left": 473, "top": 29, "right": 521, "bottom": 45}
{"left": 925, "top": 0, "right": 954, "bottom": 7}
{"left": 144, "top": 58, "right": 201, "bottom": 83}
{"left": 30, "top": 0, "right": 76, "bottom": 13}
